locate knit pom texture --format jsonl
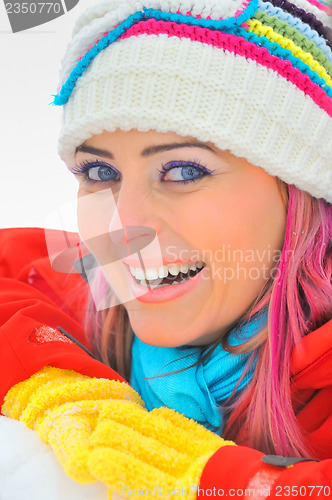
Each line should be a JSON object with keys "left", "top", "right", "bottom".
{"left": 56, "top": 0, "right": 332, "bottom": 202}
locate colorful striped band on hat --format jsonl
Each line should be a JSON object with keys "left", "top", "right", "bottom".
{"left": 56, "top": 0, "right": 332, "bottom": 203}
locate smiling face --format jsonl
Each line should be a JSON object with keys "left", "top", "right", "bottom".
{"left": 73, "top": 129, "right": 287, "bottom": 347}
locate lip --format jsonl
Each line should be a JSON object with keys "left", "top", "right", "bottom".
{"left": 122, "top": 257, "right": 204, "bottom": 268}
{"left": 124, "top": 263, "right": 205, "bottom": 303}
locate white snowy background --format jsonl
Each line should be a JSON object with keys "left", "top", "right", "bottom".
{"left": 0, "top": 416, "right": 109, "bottom": 500}
{"left": 0, "top": 0, "right": 98, "bottom": 230}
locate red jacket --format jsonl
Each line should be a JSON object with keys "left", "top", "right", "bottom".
{"left": 1, "top": 227, "right": 331, "bottom": 497}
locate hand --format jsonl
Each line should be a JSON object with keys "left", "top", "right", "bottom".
{"left": 2, "top": 367, "right": 235, "bottom": 498}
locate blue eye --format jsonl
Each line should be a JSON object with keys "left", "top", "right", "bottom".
{"left": 89, "top": 165, "right": 118, "bottom": 181}
{"left": 73, "top": 159, "right": 214, "bottom": 186}
{"left": 159, "top": 161, "right": 214, "bottom": 184}
{"left": 72, "top": 161, "right": 120, "bottom": 184}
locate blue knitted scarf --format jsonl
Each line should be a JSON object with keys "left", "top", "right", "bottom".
{"left": 130, "top": 310, "right": 268, "bottom": 434}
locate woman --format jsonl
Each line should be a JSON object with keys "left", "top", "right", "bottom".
{"left": 1, "top": 0, "right": 332, "bottom": 498}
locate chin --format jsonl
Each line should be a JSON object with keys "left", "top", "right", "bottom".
{"left": 133, "top": 333, "right": 185, "bottom": 348}
{"left": 128, "top": 312, "right": 213, "bottom": 347}
{"left": 130, "top": 326, "right": 183, "bottom": 347}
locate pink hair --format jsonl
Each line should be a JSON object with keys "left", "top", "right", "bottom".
{"left": 224, "top": 185, "right": 332, "bottom": 457}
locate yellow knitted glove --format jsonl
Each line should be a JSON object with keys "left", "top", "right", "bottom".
{"left": 2, "top": 366, "right": 235, "bottom": 499}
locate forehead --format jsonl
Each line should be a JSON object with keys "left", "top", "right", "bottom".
{"left": 78, "top": 129, "right": 216, "bottom": 152}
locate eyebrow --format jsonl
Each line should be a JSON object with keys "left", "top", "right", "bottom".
{"left": 76, "top": 142, "right": 215, "bottom": 158}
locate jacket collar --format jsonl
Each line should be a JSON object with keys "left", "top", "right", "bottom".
{"left": 291, "top": 319, "right": 332, "bottom": 390}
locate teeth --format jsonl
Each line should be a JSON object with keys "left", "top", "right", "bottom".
{"left": 129, "top": 261, "right": 205, "bottom": 281}
{"left": 145, "top": 268, "right": 159, "bottom": 280}
{"left": 134, "top": 267, "right": 145, "bottom": 280}
{"left": 168, "top": 264, "right": 180, "bottom": 276}
{"left": 158, "top": 265, "right": 168, "bottom": 278}
{"left": 180, "top": 263, "right": 189, "bottom": 274}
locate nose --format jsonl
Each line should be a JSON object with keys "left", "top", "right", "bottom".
{"left": 108, "top": 180, "right": 162, "bottom": 258}
{"left": 109, "top": 226, "right": 157, "bottom": 259}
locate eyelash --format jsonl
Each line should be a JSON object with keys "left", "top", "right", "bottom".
{"left": 73, "top": 159, "right": 214, "bottom": 185}
{"left": 158, "top": 160, "right": 215, "bottom": 184}
{"left": 72, "top": 160, "right": 119, "bottom": 182}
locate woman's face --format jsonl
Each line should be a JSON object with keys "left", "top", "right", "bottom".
{"left": 74, "top": 129, "right": 287, "bottom": 347}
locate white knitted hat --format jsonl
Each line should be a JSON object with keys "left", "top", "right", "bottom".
{"left": 55, "top": 0, "right": 332, "bottom": 202}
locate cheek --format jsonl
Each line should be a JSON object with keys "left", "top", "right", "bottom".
{"left": 164, "top": 187, "right": 247, "bottom": 254}
{"left": 166, "top": 179, "right": 286, "bottom": 270}
{"left": 164, "top": 188, "right": 231, "bottom": 239}
{"left": 238, "top": 180, "right": 287, "bottom": 254}
{"left": 76, "top": 189, "right": 119, "bottom": 258}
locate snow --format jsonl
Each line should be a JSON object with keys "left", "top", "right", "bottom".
{"left": 0, "top": 416, "right": 108, "bottom": 500}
